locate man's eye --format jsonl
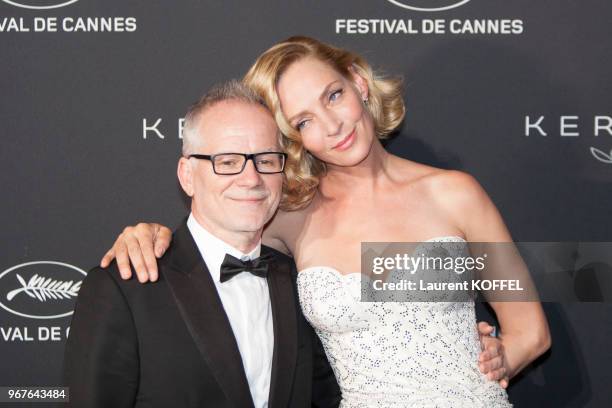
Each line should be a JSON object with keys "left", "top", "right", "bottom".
{"left": 219, "top": 160, "right": 238, "bottom": 166}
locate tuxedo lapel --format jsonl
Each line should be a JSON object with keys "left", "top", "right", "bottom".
{"left": 264, "top": 247, "right": 298, "bottom": 408}
{"left": 163, "top": 221, "right": 254, "bottom": 408}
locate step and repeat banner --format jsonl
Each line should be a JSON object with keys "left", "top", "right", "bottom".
{"left": 1, "top": 0, "right": 611, "bottom": 407}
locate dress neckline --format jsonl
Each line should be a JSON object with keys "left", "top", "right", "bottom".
{"left": 297, "top": 235, "right": 467, "bottom": 277}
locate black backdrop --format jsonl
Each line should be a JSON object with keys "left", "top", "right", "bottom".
{"left": 1, "top": 1, "right": 611, "bottom": 406}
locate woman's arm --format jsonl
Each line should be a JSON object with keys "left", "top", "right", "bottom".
{"left": 99, "top": 211, "right": 296, "bottom": 282}
{"left": 435, "top": 171, "right": 551, "bottom": 385}
{"left": 262, "top": 209, "right": 297, "bottom": 256}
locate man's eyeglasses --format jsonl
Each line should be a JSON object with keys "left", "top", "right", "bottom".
{"left": 188, "top": 152, "right": 287, "bottom": 175}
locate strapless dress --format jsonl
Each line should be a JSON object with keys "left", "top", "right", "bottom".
{"left": 296, "top": 237, "right": 511, "bottom": 407}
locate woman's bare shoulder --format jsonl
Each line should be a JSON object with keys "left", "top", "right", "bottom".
{"left": 389, "top": 157, "right": 461, "bottom": 188}
{"left": 390, "top": 156, "right": 483, "bottom": 199}
{"left": 420, "top": 168, "right": 498, "bottom": 235}
{"left": 390, "top": 157, "right": 490, "bottom": 224}
{"left": 422, "top": 169, "right": 488, "bottom": 207}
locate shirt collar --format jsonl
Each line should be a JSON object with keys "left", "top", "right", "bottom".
{"left": 187, "top": 213, "right": 261, "bottom": 282}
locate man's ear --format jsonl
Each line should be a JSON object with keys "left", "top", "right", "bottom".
{"left": 348, "top": 65, "right": 369, "bottom": 101}
{"left": 177, "top": 157, "right": 194, "bottom": 197}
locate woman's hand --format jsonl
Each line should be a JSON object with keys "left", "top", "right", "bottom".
{"left": 477, "top": 322, "right": 509, "bottom": 388}
{"left": 100, "top": 223, "right": 172, "bottom": 283}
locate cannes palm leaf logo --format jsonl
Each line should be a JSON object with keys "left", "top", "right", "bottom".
{"left": 590, "top": 147, "right": 612, "bottom": 164}
{"left": 6, "top": 274, "right": 82, "bottom": 302}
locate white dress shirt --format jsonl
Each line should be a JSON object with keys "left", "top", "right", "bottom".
{"left": 187, "top": 214, "right": 274, "bottom": 408}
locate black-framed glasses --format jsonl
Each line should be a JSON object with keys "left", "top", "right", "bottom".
{"left": 188, "top": 152, "right": 287, "bottom": 175}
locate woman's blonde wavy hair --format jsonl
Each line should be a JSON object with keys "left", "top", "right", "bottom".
{"left": 243, "top": 36, "right": 405, "bottom": 211}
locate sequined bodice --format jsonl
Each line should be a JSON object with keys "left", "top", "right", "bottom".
{"left": 296, "top": 237, "right": 511, "bottom": 407}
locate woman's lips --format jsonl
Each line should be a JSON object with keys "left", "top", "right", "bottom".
{"left": 333, "top": 129, "right": 356, "bottom": 151}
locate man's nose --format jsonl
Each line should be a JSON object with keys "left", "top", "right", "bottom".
{"left": 236, "top": 159, "right": 263, "bottom": 186}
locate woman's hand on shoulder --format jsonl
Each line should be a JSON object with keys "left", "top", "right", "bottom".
{"left": 100, "top": 223, "right": 172, "bottom": 283}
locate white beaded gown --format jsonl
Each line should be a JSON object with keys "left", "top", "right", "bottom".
{"left": 296, "top": 237, "right": 512, "bottom": 408}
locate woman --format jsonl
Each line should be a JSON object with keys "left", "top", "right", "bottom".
{"left": 102, "top": 37, "right": 550, "bottom": 406}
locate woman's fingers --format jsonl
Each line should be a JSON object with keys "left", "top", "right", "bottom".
{"left": 152, "top": 224, "right": 172, "bottom": 258}
{"left": 98, "top": 223, "right": 165, "bottom": 282}
{"left": 100, "top": 248, "right": 115, "bottom": 268}
{"left": 478, "top": 321, "right": 495, "bottom": 336}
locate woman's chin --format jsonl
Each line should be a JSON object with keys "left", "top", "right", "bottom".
{"left": 324, "top": 143, "right": 374, "bottom": 168}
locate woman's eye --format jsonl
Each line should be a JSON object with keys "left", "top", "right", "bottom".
{"left": 329, "top": 89, "right": 343, "bottom": 102}
{"left": 296, "top": 120, "right": 308, "bottom": 131}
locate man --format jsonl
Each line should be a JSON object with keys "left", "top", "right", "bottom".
{"left": 63, "top": 80, "right": 340, "bottom": 407}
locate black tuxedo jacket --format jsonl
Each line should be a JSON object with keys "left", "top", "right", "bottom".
{"left": 63, "top": 221, "right": 340, "bottom": 407}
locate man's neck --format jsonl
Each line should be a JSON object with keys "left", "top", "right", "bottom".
{"left": 190, "top": 212, "right": 261, "bottom": 254}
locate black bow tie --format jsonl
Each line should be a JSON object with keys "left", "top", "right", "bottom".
{"left": 219, "top": 253, "right": 272, "bottom": 283}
